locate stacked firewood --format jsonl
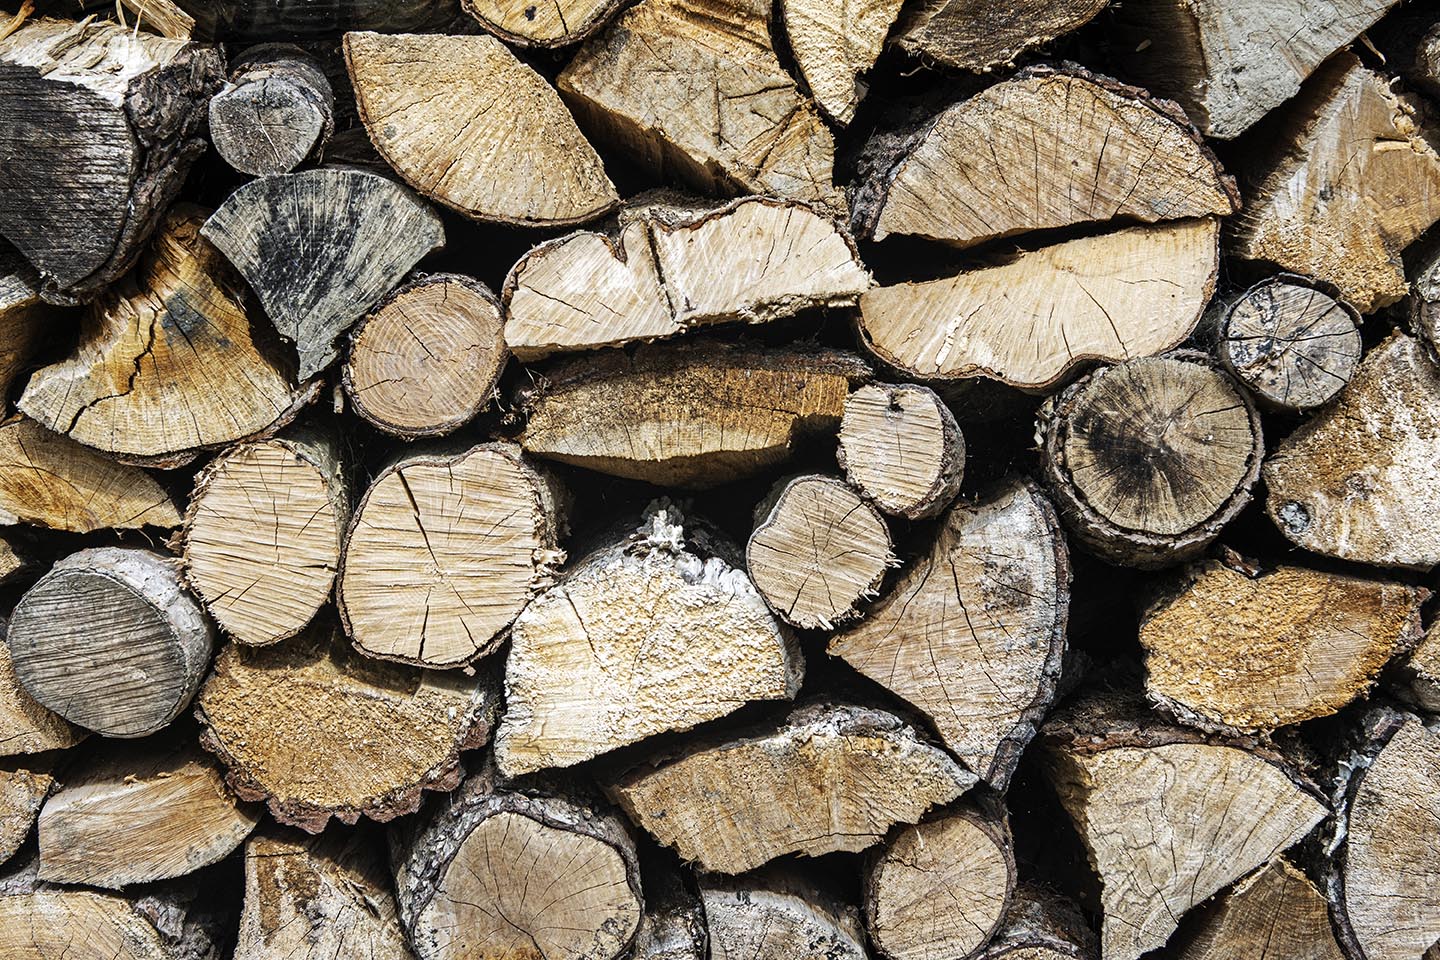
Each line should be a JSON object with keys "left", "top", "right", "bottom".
{"left": 1, "top": 0, "right": 1440, "bottom": 958}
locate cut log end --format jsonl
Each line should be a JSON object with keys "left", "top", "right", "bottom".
{"left": 1176, "top": 859, "right": 1345, "bottom": 960}
{"left": 836, "top": 383, "right": 963, "bottom": 520}
{"left": 891, "top": 0, "right": 1107, "bottom": 72}
{"left": 461, "top": 0, "right": 627, "bottom": 47}
{"left": 703, "top": 869, "right": 867, "bottom": 960}
{"left": 209, "top": 45, "right": 335, "bottom": 177}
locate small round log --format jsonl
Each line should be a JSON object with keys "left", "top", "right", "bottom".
{"left": 837, "top": 383, "right": 963, "bottom": 520}
{"left": 209, "top": 44, "right": 335, "bottom": 177}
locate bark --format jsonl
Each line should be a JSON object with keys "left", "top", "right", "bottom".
{"left": 837, "top": 383, "right": 963, "bottom": 520}
{"left": 1175, "top": 858, "right": 1345, "bottom": 960}
{"left": 702, "top": 868, "right": 868, "bottom": 960}
{"left": 1412, "top": 239, "right": 1440, "bottom": 363}
{"left": 209, "top": 44, "right": 334, "bottom": 176}
{"left": 975, "top": 883, "right": 1097, "bottom": 959}
{"left": 891, "top": 0, "right": 1105, "bottom": 71}
{"left": 781, "top": 0, "right": 906, "bottom": 125}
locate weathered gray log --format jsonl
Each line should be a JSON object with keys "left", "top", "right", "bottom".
{"left": 209, "top": 44, "right": 334, "bottom": 177}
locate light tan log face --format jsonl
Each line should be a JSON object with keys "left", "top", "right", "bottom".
{"left": 837, "top": 383, "right": 963, "bottom": 519}
{"left": 1175, "top": 859, "right": 1345, "bottom": 960}
{"left": 703, "top": 869, "right": 868, "bottom": 960}
{"left": 891, "top": 0, "right": 1107, "bottom": 72}
{"left": 461, "top": 0, "right": 626, "bottom": 46}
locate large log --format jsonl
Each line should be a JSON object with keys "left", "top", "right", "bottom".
{"left": 702, "top": 869, "right": 867, "bottom": 960}
{"left": 209, "top": 44, "right": 334, "bottom": 177}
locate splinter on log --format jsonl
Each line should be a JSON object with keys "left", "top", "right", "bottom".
{"left": 182, "top": 428, "right": 349, "bottom": 646}
{"left": 174, "top": 0, "right": 460, "bottom": 39}
{"left": 117, "top": 0, "right": 197, "bottom": 39}
{"left": 196, "top": 624, "right": 500, "bottom": 832}
{"left": 1041, "top": 693, "right": 1327, "bottom": 960}
{"left": 781, "top": 0, "right": 906, "bottom": 125}
{"left": 747, "top": 475, "right": 894, "bottom": 629}
{"left": 346, "top": 31, "right": 618, "bottom": 227}
{"left": 0, "top": 247, "right": 47, "bottom": 408}
{"left": 461, "top": 0, "right": 626, "bottom": 47}
{"left": 0, "top": 768, "right": 51, "bottom": 866}
{"left": 0, "top": 17, "right": 222, "bottom": 302}
{"left": 607, "top": 700, "right": 976, "bottom": 874}
{"left": 836, "top": 383, "right": 963, "bottom": 520}
{"left": 495, "top": 502, "right": 801, "bottom": 776}
{"left": 343, "top": 274, "right": 507, "bottom": 437}
{"left": 702, "top": 868, "right": 868, "bottom": 960}
{"left": 975, "top": 884, "right": 1098, "bottom": 960}
{"left": 1175, "top": 859, "right": 1345, "bottom": 960}
{"left": 339, "top": 442, "right": 563, "bottom": 668}
{"left": 1139, "top": 554, "right": 1426, "bottom": 733}
{"left": 390, "top": 764, "right": 643, "bottom": 960}
{"left": 1037, "top": 352, "right": 1263, "bottom": 568}
{"left": 1264, "top": 332, "right": 1440, "bottom": 569}
{"left": 850, "top": 69, "right": 1238, "bottom": 247}
{"left": 864, "top": 800, "right": 1016, "bottom": 960}
{"left": 520, "top": 342, "right": 870, "bottom": 488}
{"left": 8, "top": 546, "right": 214, "bottom": 739}
{"left": 209, "top": 45, "right": 335, "bottom": 177}
{"left": 201, "top": 167, "right": 445, "bottom": 380}
{"left": 0, "top": 623, "right": 82, "bottom": 758}
{"left": 890, "top": 0, "right": 1106, "bottom": 72}
{"left": 830, "top": 479, "right": 1069, "bottom": 790}
{"left": 36, "top": 737, "right": 259, "bottom": 889}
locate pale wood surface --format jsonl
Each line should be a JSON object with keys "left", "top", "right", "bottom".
{"left": 837, "top": 383, "right": 963, "bottom": 520}
{"left": 0, "top": 768, "right": 50, "bottom": 866}
{"left": 782, "top": 0, "right": 905, "bottom": 124}
{"left": 461, "top": 0, "right": 626, "bottom": 47}
{"left": 703, "top": 868, "right": 868, "bottom": 960}
{"left": 1176, "top": 859, "right": 1345, "bottom": 960}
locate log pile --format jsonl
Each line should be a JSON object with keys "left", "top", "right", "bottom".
{"left": 1, "top": 1, "right": 1440, "bottom": 958}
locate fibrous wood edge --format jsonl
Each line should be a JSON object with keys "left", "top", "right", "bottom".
{"left": 461, "top": 0, "right": 627, "bottom": 47}
{"left": 974, "top": 883, "right": 1097, "bottom": 959}
{"left": 836, "top": 382, "right": 964, "bottom": 520}
{"left": 781, "top": 0, "right": 906, "bottom": 125}
{"left": 0, "top": 618, "right": 83, "bottom": 758}
{"left": 118, "top": 0, "right": 197, "bottom": 39}
{"left": 701, "top": 867, "right": 868, "bottom": 960}
{"left": 0, "top": 244, "right": 50, "bottom": 410}
{"left": 209, "top": 44, "right": 335, "bottom": 177}
{"left": 890, "top": 0, "right": 1107, "bottom": 73}
{"left": 1174, "top": 858, "right": 1345, "bottom": 960}
{"left": 1399, "top": 620, "right": 1440, "bottom": 713}
{"left": 0, "top": 767, "right": 52, "bottom": 867}
{"left": 1410, "top": 239, "right": 1440, "bottom": 365}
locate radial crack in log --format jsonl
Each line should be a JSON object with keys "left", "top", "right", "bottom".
{"left": 890, "top": 0, "right": 1107, "bottom": 72}
{"left": 702, "top": 868, "right": 868, "bottom": 960}
{"left": 1175, "top": 859, "right": 1345, "bottom": 960}
{"left": 209, "top": 44, "right": 335, "bottom": 177}
{"left": 782, "top": 0, "right": 906, "bottom": 125}
{"left": 837, "top": 383, "right": 964, "bottom": 520}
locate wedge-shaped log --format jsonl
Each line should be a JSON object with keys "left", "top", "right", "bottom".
{"left": 702, "top": 868, "right": 867, "bottom": 960}
{"left": 1176, "top": 859, "right": 1345, "bottom": 960}
{"left": 891, "top": 0, "right": 1106, "bottom": 72}
{"left": 782, "top": 0, "right": 906, "bottom": 125}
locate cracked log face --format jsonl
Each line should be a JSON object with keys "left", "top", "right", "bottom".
{"left": 702, "top": 868, "right": 869, "bottom": 960}
{"left": 461, "top": 0, "right": 627, "bottom": 47}
{"left": 209, "top": 46, "right": 335, "bottom": 178}
{"left": 195, "top": 624, "right": 500, "bottom": 832}
{"left": 607, "top": 700, "right": 977, "bottom": 874}
{"left": 345, "top": 31, "right": 618, "bottom": 227}
{"left": 859, "top": 219, "right": 1219, "bottom": 390}
{"left": 1175, "top": 859, "right": 1345, "bottom": 960}
{"left": 891, "top": 0, "right": 1106, "bottom": 71}
{"left": 830, "top": 479, "right": 1069, "bottom": 790}
{"left": 495, "top": 503, "right": 802, "bottom": 776}
{"left": 0, "top": 879, "right": 220, "bottom": 960}
{"left": 837, "top": 383, "right": 964, "bottom": 520}
{"left": 781, "top": 0, "right": 905, "bottom": 125}
{"left": 339, "top": 443, "right": 563, "bottom": 668}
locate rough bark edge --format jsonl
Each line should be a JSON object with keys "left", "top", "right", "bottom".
{"left": 978, "top": 882, "right": 1097, "bottom": 958}
{"left": 835, "top": 383, "right": 965, "bottom": 521}
{"left": 460, "top": 0, "right": 629, "bottom": 49}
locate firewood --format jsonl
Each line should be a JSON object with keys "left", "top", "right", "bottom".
{"left": 520, "top": 342, "right": 869, "bottom": 487}
{"left": 495, "top": 502, "right": 801, "bottom": 776}
{"left": 781, "top": 0, "right": 906, "bottom": 125}
{"left": 117, "top": 0, "right": 196, "bottom": 39}
{"left": 338, "top": 442, "right": 563, "bottom": 668}
{"left": 0, "top": 768, "right": 51, "bottom": 866}
{"left": 36, "top": 737, "right": 259, "bottom": 889}
{"left": 181, "top": 428, "right": 348, "bottom": 646}
{"left": 975, "top": 883, "right": 1097, "bottom": 960}
{"left": 174, "top": 0, "right": 460, "bottom": 39}
{"left": 1041, "top": 694, "right": 1328, "bottom": 960}
{"left": 837, "top": 383, "right": 963, "bottom": 520}
{"left": 19, "top": 207, "right": 316, "bottom": 468}
{"left": 701, "top": 868, "right": 867, "bottom": 960}
{"left": 0, "top": 246, "right": 47, "bottom": 410}
{"left": 746, "top": 475, "right": 894, "bottom": 629}
{"left": 1230, "top": 54, "right": 1440, "bottom": 313}
{"left": 1139, "top": 555, "right": 1426, "bottom": 733}
{"left": 503, "top": 197, "right": 870, "bottom": 360}
{"left": 631, "top": 856, "right": 705, "bottom": 960}
{"left": 0, "top": 18, "right": 222, "bottom": 303}
{"left": 1037, "top": 352, "right": 1263, "bottom": 568}
{"left": 829, "top": 479, "right": 1069, "bottom": 789}
{"left": 342, "top": 273, "right": 506, "bottom": 438}
{"left": 0, "top": 417, "right": 179, "bottom": 533}
{"left": 209, "top": 45, "right": 334, "bottom": 177}
{"left": 557, "top": 0, "right": 841, "bottom": 210}
{"left": 0, "top": 535, "right": 30, "bottom": 588}
{"left": 195, "top": 624, "right": 500, "bottom": 832}
{"left": 9, "top": 546, "right": 214, "bottom": 739}
{"left": 390, "top": 764, "right": 643, "bottom": 960}
{"left": 607, "top": 700, "right": 977, "bottom": 874}
{"left": 891, "top": 0, "right": 1106, "bottom": 72}
{"left": 1265, "top": 332, "right": 1440, "bottom": 569}
{"left": 1175, "top": 858, "right": 1345, "bottom": 960}
{"left": 859, "top": 219, "right": 1220, "bottom": 390}
{"left": 1412, "top": 241, "right": 1440, "bottom": 360}
{"left": 1112, "top": 0, "right": 1399, "bottom": 138}
{"left": 850, "top": 69, "right": 1238, "bottom": 247}
{"left": 201, "top": 167, "right": 446, "bottom": 380}
{"left": 235, "top": 827, "right": 413, "bottom": 960}
{"left": 461, "top": 0, "right": 625, "bottom": 47}
{"left": 864, "top": 800, "right": 1016, "bottom": 960}
{"left": 0, "top": 622, "right": 82, "bottom": 758}
{"left": 1399, "top": 621, "right": 1440, "bottom": 713}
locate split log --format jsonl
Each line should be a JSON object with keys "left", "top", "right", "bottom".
{"left": 520, "top": 342, "right": 869, "bottom": 488}
{"left": 117, "top": 0, "right": 197, "bottom": 39}
{"left": 0, "top": 768, "right": 51, "bottom": 866}
{"left": 607, "top": 700, "right": 977, "bottom": 874}
{"left": 196, "top": 624, "right": 500, "bottom": 832}
{"left": 850, "top": 69, "right": 1238, "bottom": 247}
{"left": 1139, "top": 554, "right": 1427, "bottom": 733}
{"left": 461, "top": 0, "right": 625, "bottom": 47}
{"left": 1264, "top": 332, "right": 1440, "bottom": 569}
{"left": 890, "top": 0, "right": 1107, "bottom": 72}
{"left": 1037, "top": 352, "right": 1263, "bottom": 568}
{"left": 342, "top": 273, "right": 506, "bottom": 438}
{"left": 975, "top": 884, "right": 1097, "bottom": 960}
{"left": 1230, "top": 54, "right": 1440, "bottom": 313}
{"left": 859, "top": 219, "right": 1220, "bottom": 390}
{"left": 8, "top": 546, "right": 213, "bottom": 739}
{"left": 338, "top": 442, "right": 563, "bottom": 668}
{"left": 781, "top": 0, "right": 906, "bottom": 125}
{"left": 1175, "top": 858, "right": 1345, "bottom": 960}
{"left": 0, "top": 17, "right": 222, "bottom": 302}
{"left": 701, "top": 869, "right": 867, "bottom": 960}
{"left": 495, "top": 502, "right": 801, "bottom": 776}
{"left": 175, "top": 0, "right": 460, "bottom": 39}
{"left": 209, "top": 45, "right": 335, "bottom": 177}
{"left": 1400, "top": 621, "right": 1440, "bottom": 713}
{"left": 0, "top": 246, "right": 47, "bottom": 409}
{"left": 346, "top": 31, "right": 617, "bottom": 227}
{"left": 236, "top": 827, "right": 413, "bottom": 960}
{"left": 829, "top": 478, "right": 1069, "bottom": 789}
{"left": 201, "top": 167, "right": 446, "bottom": 380}
{"left": 1041, "top": 694, "right": 1327, "bottom": 960}
{"left": 1112, "top": 0, "right": 1399, "bottom": 138}
{"left": 18, "top": 207, "right": 315, "bottom": 468}
{"left": 558, "top": 0, "right": 841, "bottom": 210}
{"left": 390, "top": 765, "right": 643, "bottom": 960}
{"left": 0, "top": 535, "right": 31, "bottom": 588}
{"left": 0, "top": 621, "right": 82, "bottom": 757}
{"left": 0, "top": 417, "right": 180, "bottom": 533}
{"left": 864, "top": 801, "right": 1016, "bottom": 960}
{"left": 837, "top": 383, "right": 963, "bottom": 520}
{"left": 503, "top": 196, "right": 870, "bottom": 360}
{"left": 181, "top": 428, "right": 348, "bottom": 646}
{"left": 746, "top": 475, "right": 894, "bottom": 629}
{"left": 36, "top": 737, "right": 259, "bottom": 889}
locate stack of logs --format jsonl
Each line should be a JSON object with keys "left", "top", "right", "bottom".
{"left": 1, "top": 0, "right": 1440, "bottom": 958}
